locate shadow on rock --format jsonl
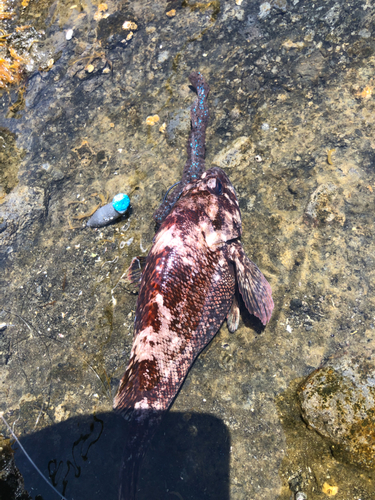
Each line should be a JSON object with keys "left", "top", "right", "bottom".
{"left": 13, "top": 411, "right": 230, "bottom": 500}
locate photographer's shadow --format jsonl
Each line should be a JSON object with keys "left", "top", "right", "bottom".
{"left": 15, "top": 410, "right": 230, "bottom": 500}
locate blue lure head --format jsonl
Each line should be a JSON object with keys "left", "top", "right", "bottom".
{"left": 112, "top": 193, "right": 130, "bottom": 214}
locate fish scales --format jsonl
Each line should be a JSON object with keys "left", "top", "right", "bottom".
{"left": 115, "top": 187, "right": 237, "bottom": 414}
{"left": 114, "top": 73, "right": 274, "bottom": 500}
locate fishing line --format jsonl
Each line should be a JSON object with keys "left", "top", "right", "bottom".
{"left": 163, "top": 181, "right": 181, "bottom": 202}
{"left": 0, "top": 412, "right": 68, "bottom": 500}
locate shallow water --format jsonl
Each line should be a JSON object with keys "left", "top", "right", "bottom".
{"left": 1, "top": 0, "right": 375, "bottom": 499}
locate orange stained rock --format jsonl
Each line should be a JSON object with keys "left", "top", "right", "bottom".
{"left": 326, "top": 148, "right": 335, "bottom": 165}
{"left": 16, "top": 25, "right": 31, "bottom": 31}
{"left": 94, "top": 3, "right": 109, "bottom": 21}
{"left": 0, "top": 48, "right": 26, "bottom": 89}
{"left": 355, "top": 86, "right": 372, "bottom": 99}
{"left": 146, "top": 114, "right": 160, "bottom": 126}
{"left": 322, "top": 482, "right": 338, "bottom": 496}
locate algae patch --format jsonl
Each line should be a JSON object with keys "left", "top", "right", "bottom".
{"left": 0, "top": 127, "right": 24, "bottom": 199}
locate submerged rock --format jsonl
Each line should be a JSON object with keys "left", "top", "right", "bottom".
{"left": 304, "top": 183, "right": 345, "bottom": 226}
{"left": 298, "top": 355, "right": 375, "bottom": 469}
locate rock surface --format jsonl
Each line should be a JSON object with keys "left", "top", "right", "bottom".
{"left": 1, "top": 0, "right": 375, "bottom": 498}
{"left": 299, "top": 354, "right": 375, "bottom": 469}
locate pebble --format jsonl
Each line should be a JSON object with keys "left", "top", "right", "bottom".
{"left": 295, "top": 493, "right": 307, "bottom": 500}
{"left": 258, "top": 2, "right": 271, "bottom": 19}
{"left": 66, "top": 28, "right": 73, "bottom": 40}
{"left": 146, "top": 115, "right": 160, "bottom": 126}
{"left": 122, "top": 21, "right": 137, "bottom": 31}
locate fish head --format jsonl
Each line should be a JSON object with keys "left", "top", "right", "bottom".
{"left": 179, "top": 167, "right": 242, "bottom": 249}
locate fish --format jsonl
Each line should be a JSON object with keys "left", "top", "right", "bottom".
{"left": 113, "top": 73, "right": 274, "bottom": 499}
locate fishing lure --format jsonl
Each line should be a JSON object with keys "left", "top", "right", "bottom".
{"left": 87, "top": 193, "right": 130, "bottom": 228}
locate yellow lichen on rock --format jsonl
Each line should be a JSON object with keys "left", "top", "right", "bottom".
{"left": 94, "top": 3, "right": 109, "bottom": 21}
{"left": 146, "top": 115, "right": 160, "bottom": 126}
{"left": 122, "top": 21, "right": 138, "bottom": 31}
{"left": 166, "top": 9, "right": 176, "bottom": 17}
{"left": 282, "top": 39, "right": 304, "bottom": 50}
{"left": 322, "top": 482, "right": 338, "bottom": 496}
{"left": 354, "top": 86, "right": 372, "bottom": 99}
{"left": 327, "top": 148, "right": 335, "bottom": 165}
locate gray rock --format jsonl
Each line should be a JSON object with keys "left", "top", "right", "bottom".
{"left": 291, "top": 51, "right": 327, "bottom": 82}
{"left": 166, "top": 107, "right": 191, "bottom": 143}
{"left": 298, "top": 355, "right": 375, "bottom": 469}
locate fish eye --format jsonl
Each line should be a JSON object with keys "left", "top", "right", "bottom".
{"left": 207, "top": 177, "right": 223, "bottom": 196}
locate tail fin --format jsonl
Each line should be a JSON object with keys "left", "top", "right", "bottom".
{"left": 117, "top": 410, "right": 163, "bottom": 500}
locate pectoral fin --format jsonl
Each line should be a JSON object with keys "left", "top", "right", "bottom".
{"left": 229, "top": 241, "right": 274, "bottom": 325}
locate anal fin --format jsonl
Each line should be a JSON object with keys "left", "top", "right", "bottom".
{"left": 229, "top": 241, "right": 274, "bottom": 326}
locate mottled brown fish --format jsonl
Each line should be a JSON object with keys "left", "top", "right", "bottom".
{"left": 113, "top": 73, "right": 274, "bottom": 499}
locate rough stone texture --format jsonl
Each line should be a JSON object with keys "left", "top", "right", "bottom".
{"left": 298, "top": 354, "right": 375, "bottom": 470}
{"left": 1, "top": 0, "right": 375, "bottom": 499}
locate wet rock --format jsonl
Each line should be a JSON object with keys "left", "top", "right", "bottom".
{"left": 291, "top": 51, "right": 327, "bottom": 82}
{"left": 290, "top": 298, "right": 303, "bottom": 310}
{"left": 272, "top": 0, "right": 288, "bottom": 13}
{"left": 212, "top": 136, "right": 252, "bottom": 169}
{"left": 241, "top": 75, "right": 260, "bottom": 96}
{"left": 0, "top": 185, "right": 47, "bottom": 256}
{"left": 304, "top": 183, "right": 345, "bottom": 226}
{"left": 0, "top": 435, "right": 31, "bottom": 500}
{"left": 288, "top": 178, "right": 306, "bottom": 199}
{"left": 0, "top": 128, "right": 24, "bottom": 195}
{"left": 298, "top": 355, "right": 375, "bottom": 469}
{"left": 166, "top": 107, "right": 191, "bottom": 143}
